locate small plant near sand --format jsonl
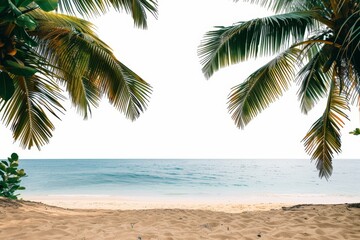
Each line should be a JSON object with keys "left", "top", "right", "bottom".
{"left": 0, "top": 153, "right": 26, "bottom": 199}
{"left": 349, "top": 128, "right": 360, "bottom": 136}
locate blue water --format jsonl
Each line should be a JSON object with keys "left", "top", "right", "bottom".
{"left": 19, "top": 159, "right": 360, "bottom": 202}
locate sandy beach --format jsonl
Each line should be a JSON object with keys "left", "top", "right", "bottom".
{"left": 1, "top": 197, "right": 359, "bottom": 240}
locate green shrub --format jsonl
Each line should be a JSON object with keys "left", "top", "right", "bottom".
{"left": 0, "top": 153, "right": 27, "bottom": 199}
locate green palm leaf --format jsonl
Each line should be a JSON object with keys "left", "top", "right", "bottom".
{"left": 0, "top": 42, "right": 64, "bottom": 149}
{"left": 31, "top": 11, "right": 151, "bottom": 120}
{"left": 113, "top": 62, "right": 152, "bottom": 120}
{"left": 198, "top": 11, "right": 315, "bottom": 79}
{"left": 80, "top": 76, "right": 100, "bottom": 118}
{"left": 228, "top": 48, "right": 300, "bottom": 128}
{"left": 234, "top": 0, "right": 329, "bottom": 13}
{"left": 200, "top": 0, "right": 360, "bottom": 178}
{"left": 338, "top": 10, "right": 360, "bottom": 71}
{"left": 303, "top": 78, "right": 350, "bottom": 179}
{"left": 1, "top": 74, "right": 64, "bottom": 149}
{"left": 57, "top": 0, "right": 158, "bottom": 29}
{"left": 339, "top": 60, "right": 360, "bottom": 108}
{"left": 1, "top": 1, "right": 155, "bottom": 150}
{"left": 297, "top": 44, "right": 333, "bottom": 114}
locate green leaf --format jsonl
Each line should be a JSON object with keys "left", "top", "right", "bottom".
{"left": 0, "top": 163, "right": 6, "bottom": 172}
{"left": 17, "top": 0, "right": 34, "bottom": 7}
{"left": 35, "top": 0, "right": 58, "bottom": 11}
{"left": 31, "top": 11, "right": 152, "bottom": 121}
{"left": 303, "top": 80, "right": 350, "bottom": 179}
{"left": 235, "top": 0, "right": 325, "bottom": 14}
{"left": 198, "top": 11, "right": 316, "bottom": 79}
{"left": 17, "top": 169, "right": 26, "bottom": 177}
{"left": 13, "top": 27, "right": 38, "bottom": 47}
{"left": 10, "top": 162, "right": 19, "bottom": 168}
{"left": 9, "top": 185, "right": 20, "bottom": 192}
{"left": 6, "top": 167, "right": 17, "bottom": 174}
{"left": 297, "top": 45, "right": 332, "bottom": 114}
{"left": 228, "top": 48, "right": 300, "bottom": 128}
{"left": 57, "top": 0, "right": 158, "bottom": 29}
{"left": 1, "top": 182, "right": 8, "bottom": 188}
{"left": 8, "top": 1, "right": 22, "bottom": 17}
{"left": 0, "top": 5, "right": 8, "bottom": 14}
{"left": 15, "top": 15, "right": 37, "bottom": 31}
{"left": 10, "top": 153, "right": 19, "bottom": 161}
{"left": 4, "top": 60, "right": 37, "bottom": 76}
{"left": 1, "top": 161, "right": 9, "bottom": 167}
{"left": 0, "top": 72, "right": 15, "bottom": 101}
{"left": 7, "top": 177, "right": 20, "bottom": 183}
{"left": 349, "top": 128, "right": 360, "bottom": 135}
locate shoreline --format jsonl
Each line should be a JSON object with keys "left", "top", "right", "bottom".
{"left": 22, "top": 194, "right": 360, "bottom": 213}
{"left": 22, "top": 195, "right": 292, "bottom": 213}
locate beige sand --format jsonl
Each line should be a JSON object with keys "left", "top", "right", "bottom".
{"left": 24, "top": 195, "right": 291, "bottom": 213}
{"left": 1, "top": 198, "right": 359, "bottom": 240}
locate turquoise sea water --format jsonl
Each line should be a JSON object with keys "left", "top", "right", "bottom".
{"left": 20, "top": 159, "right": 360, "bottom": 202}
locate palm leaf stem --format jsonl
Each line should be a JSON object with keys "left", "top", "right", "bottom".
{"left": 312, "top": 14, "right": 334, "bottom": 29}
{"left": 292, "top": 40, "right": 342, "bottom": 49}
{"left": 329, "top": 0, "right": 338, "bottom": 15}
{"left": 21, "top": 6, "right": 40, "bottom": 15}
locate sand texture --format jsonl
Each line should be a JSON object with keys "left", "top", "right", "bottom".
{"left": 0, "top": 198, "right": 359, "bottom": 240}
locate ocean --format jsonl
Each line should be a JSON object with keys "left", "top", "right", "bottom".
{"left": 20, "top": 159, "right": 360, "bottom": 203}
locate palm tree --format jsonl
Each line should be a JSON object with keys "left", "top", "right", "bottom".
{"left": 0, "top": 0, "right": 157, "bottom": 149}
{"left": 198, "top": 0, "right": 360, "bottom": 179}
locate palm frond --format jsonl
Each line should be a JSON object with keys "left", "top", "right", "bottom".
{"left": 31, "top": 11, "right": 151, "bottom": 120}
{"left": 297, "top": 44, "right": 333, "bottom": 114}
{"left": 348, "top": 68, "right": 360, "bottom": 107}
{"left": 7, "top": 39, "right": 65, "bottom": 118}
{"left": 0, "top": 42, "right": 65, "bottom": 150}
{"left": 302, "top": 75, "right": 350, "bottom": 179}
{"left": 339, "top": 58, "right": 360, "bottom": 107}
{"left": 333, "top": 7, "right": 360, "bottom": 106}
{"left": 233, "top": 0, "right": 330, "bottom": 13}
{"left": 198, "top": 11, "right": 316, "bottom": 79}
{"left": 57, "top": 0, "right": 158, "bottom": 29}
{"left": 202, "top": 0, "right": 360, "bottom": 179}
{"left": 80, "top": 77, "right": 100, "bottom": 118}
{"left": 30, "top": 10, "right": 98, "bottom": 33}
{"left": 112, "top": 62, "right": 152, "bottom": 120}
{"left": 228, "top": 48, "right": 300, "bottom": 128}
{"left": 30, "top": 12, "right": 103, "bottom": 118}
{"left": 1, "top": 74, "right": 64, "bottom": 149}
{"left": 338, "top": 10, "right": 360, "bottom": 67}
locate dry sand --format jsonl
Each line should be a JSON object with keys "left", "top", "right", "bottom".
{"left": 23, "top": 195, "right": 292, "bottom": 213}
{"left": 1, "top": 198, "right": 359, "bottom": 240}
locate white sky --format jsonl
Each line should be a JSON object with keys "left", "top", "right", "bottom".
{"left": 1, "top": 0, "right": 359, "bottom": 159}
